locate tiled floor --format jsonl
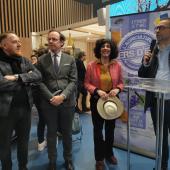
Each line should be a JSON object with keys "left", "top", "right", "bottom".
{"left": 0, "top": 111, "right": 168, "bottom": 170}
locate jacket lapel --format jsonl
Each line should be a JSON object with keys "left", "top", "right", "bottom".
{"left": 58, "top": 53, "right": 64, "bottom": 72}
{"left": 58, "top": 53, "right": 67, "bottom": 73}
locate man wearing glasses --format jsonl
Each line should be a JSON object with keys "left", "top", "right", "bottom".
{"left": 138, "top": 18, "right": 170, "bottom": 170}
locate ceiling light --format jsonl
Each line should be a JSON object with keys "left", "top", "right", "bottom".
{"left": 67, "top": 28, "right": 74, "bottom": 48}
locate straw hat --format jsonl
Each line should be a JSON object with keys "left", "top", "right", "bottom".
{"left": 97, "top": 96, "right": 124, "bottom": 120}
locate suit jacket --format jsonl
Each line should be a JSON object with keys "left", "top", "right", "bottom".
{"left": 37, "top": 52, "right": 77, "bottom": 107}
{"left": 76, "top": 58, "right": 86, "bottom": 82}
{"left": 0, "top": 49, "right": 42, "bottom": 116}
{"left": 138, "top": 46, "right": 170, "bottom": 111}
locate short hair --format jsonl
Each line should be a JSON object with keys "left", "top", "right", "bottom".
{"left": 77, "top": 51, "right": 85, "bottom": 59}
{"left": 161, "top": 18, "right": 170, "bottom": 26}
{"left": 48, "top": 29, "right": 66, "bottom": 42}
{"left": 30, "top": 54, "right": 37, "bottom": 59}
{"left": 0, "top": 31, "right": 15, "bottom": 43}
{"left": 94, "top": 38, "right": 118, "bottom": 60}
{"left": 160, "top": 17, "right": 170, "bottom": 21}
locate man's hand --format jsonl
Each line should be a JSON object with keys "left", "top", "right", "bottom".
{"left": 50, "top": 95, "right": 65, "bottom": 106}
{"left": 143, "top": 51, "right": 152, "bottom": 65}
{"left": 4, "top": 75, "right": 18, "bottom": 81}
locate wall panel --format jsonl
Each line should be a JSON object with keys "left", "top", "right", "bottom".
{"left": 0, "top": 0, "right": 95, "bottom": 58}
{"left": 0, "top": 0, "right": 93, "bottom": 37}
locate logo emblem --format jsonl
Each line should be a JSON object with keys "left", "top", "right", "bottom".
{"left": 119, "top": 30, "right": 155, "bottom": 75}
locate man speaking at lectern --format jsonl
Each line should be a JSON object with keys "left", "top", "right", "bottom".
{"left": 138, "top": 18, "right": 170, "bottom": 170}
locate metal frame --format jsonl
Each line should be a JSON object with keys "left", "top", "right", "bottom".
{"left": 126, "top": 88, "right": 165, "bottom": 170}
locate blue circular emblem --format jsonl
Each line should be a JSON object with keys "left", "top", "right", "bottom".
{"left": 119, "top": 30, "right": 155, "bottom": 75}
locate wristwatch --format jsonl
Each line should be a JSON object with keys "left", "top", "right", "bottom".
{"left": 14, "top": 74, "right": 19, "bottom": 81}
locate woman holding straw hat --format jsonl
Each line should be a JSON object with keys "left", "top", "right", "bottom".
{"left": 84, "top": 38, "right": 124, "bottom": 170}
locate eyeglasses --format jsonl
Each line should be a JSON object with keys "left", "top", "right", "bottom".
{"left": 154, "top": 25, "right": 170, "bottom": 31}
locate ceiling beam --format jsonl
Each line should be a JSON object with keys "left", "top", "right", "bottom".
{"left": 73, "top": 27, "right": 105, "bottom": 36}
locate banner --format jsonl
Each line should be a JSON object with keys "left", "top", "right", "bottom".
{"left": 111, "top": 10, "right": 170, "bottom": 157}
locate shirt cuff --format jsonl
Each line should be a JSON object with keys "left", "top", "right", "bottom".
{"left": 60, "top": 94, "right": 66, "bottom": 100}
{"left": 14, "top": 74, "right": 19, "bottom": 81}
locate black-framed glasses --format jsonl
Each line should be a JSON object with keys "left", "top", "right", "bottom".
{"left": 154, "top": 25, "right": 170, "bottom": 31}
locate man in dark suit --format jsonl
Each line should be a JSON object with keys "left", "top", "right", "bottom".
{"left": 37, "top": 30, "right": 77, "bottom": 170}
{"left": 0, "top": 32, "right": 42, "bottom": 170}
{"left": 138, "top": 18, "right": 170, "bottom": 170}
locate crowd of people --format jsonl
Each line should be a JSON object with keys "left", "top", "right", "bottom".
{"left": 0, "top": 17, "right": 170, "bottom": 170}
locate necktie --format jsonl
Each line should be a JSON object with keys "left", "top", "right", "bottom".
{"left": 53, "top": 54, "right": 59, "bottom": 73}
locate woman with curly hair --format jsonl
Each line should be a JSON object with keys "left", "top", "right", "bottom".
{"left": 84, "top": 38, "right": 124, "bottom": 170}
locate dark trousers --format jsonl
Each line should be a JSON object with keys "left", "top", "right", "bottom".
{"left": 34, "top": 101, "right": 46, "bottom": 143}
{"left": 0, "top": 104, "right": 31, "bottom": 170}
{"left": 41, "top": 99, "right": 74, "bottom": 163}
{"left": 90, "top": 95, "right": 115, "bottom": 161}
{"left": 150, "top": 98, "right": 170, "bottom": 168}
{"left": 76, "top": 83, "right": 88, "bottom": 111}
{"left": 33, "top": 91, "right": 46, "bottom": 143}
{"left": 37, "top": 108, "right": 46, "bottom": 143}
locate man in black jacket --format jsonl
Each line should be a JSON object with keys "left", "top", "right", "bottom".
{"left": 75, "top": 51, "right": 89, "bottom": 113}
{"left": 0, "top": 32, "right": 42, "bottom": 170}
{"left": 138, "top": 18, "right": 170, "bottom": 170}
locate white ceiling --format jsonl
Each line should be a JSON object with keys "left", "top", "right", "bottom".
{"left": 31, "top": 22, "right": 106, "bottom": 49}
{"left": 61, "top": 23, "right": 106, "bottom": 40}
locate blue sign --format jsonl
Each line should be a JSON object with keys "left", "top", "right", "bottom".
{"left": 110, "top": 0, "right": 170, "bottom": 17}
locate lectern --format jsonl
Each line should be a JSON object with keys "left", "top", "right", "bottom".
{"left": 125, "top": 77, "right": 170, "bottom": 170}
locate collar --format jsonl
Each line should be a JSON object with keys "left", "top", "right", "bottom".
{"left": 50, "top": 51, "right": 62, "bottom": 58}
{"left": 96, "top": 59, "right": 116, "bottom": 65}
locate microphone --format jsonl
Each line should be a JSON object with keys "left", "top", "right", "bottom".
{"left": 144, "top": 39, "right": 158, "bottom": 63}
{"left": 150, "top": 39, "right": 156, "bottom": 53}
{"left": 150, "top": 39, "right": 159, "bottom": 54}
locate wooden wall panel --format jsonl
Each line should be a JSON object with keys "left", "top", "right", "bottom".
{"left": 13, "top": 0, "right": 18, "bottom": 34}
{"left": 25, "top": 0, "right": 30, "bottom": 36}
{"left": 10, "top": 0, "right": 15, "bottom": 32}
{"left": 20, "top": 37, "right": 32, "bottom": 58}
{"left": 86, "top": 41, "right": 96, "bottom": 63}
{"left": 0, "top": 0, "right": 93, "bottom": 37}
{"left": 42, "top": 0, "right": 47, "bottom": 31}
{"left": 0, "top": 0, "right": 5, "bottom": 33}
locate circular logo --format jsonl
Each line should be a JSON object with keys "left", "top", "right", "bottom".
{"left": 119, "top": 29, "right": 155, "bottom": 75}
